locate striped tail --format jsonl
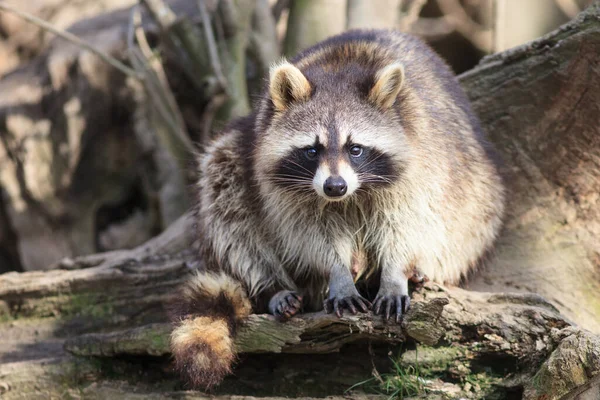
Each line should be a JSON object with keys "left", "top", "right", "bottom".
{"left": 168, "top": 271, "right": 252, "bottom": 389}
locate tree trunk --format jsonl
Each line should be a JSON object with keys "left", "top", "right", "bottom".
{"left": 1, "top": 2, "right": 600, "bottom": 400}
{"left": 283, "top": 0, "right": 347, "bottom": 56}
{"left": 347, "top": 0, "right": 402, "bottom": 30}
{"left": 212, "top": 0, "right": 256, "bottom": 126}
{"left": 462, "top": 3, "right": 600, "bottom": 333}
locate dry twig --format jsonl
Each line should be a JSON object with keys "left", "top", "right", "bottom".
{"left": 197, "top": 0, "right": 228, "bottom": 92}
{"left": 271, "top": 0, "right": 290, "bottom": 23}
{"left": 435, "top": 0, "right": 493, "bottom": 52}
{"left": 127, "top": 6, "right": 194, "bottom": 160}
{"left": 399, "top": 0, "right": 428, "bottom": 32}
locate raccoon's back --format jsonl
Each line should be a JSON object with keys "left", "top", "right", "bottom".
{"left": 290, "top": 30, "right": 463, "bottom": 106}
{"left": 195, "top": 116, "right": 261, "bottom": 266}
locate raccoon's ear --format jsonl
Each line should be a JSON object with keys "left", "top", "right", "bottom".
{"left": 369, "top": 62, "right": 405, "bottom": 110}
{"left": 269, "top": 61, "right": 311, "bottom": 111}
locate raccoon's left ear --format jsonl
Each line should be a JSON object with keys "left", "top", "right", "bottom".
{"left": 269, "top": 61, "right": 312, "bottom": 111}
{"left": 369, "top": 62, "right": 405, "bottom": 110}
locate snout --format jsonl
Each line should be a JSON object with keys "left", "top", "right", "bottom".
{"left": 323, "top": 176, "right": 347, "bottom": 198}
{"left": 313, "top": 162, "right": 358, "bottom": 201}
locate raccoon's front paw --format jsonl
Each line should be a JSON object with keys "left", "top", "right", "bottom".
{"left": 324, "top": 293, "right": 371, "bottom": 318}
{"left": 373, "top": 293, "right": 410, "bottom": 323}
{"left": 268, "top": 290, "right": 303, "bottom": 321}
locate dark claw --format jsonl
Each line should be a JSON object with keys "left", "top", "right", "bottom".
{"left": 291, "top": 292, "right": 303, "bottom": 302}
{"left": 270, "top": 291, "right": 303, "bottom": 321}
{"left": 373, "top": 298, "right": 382, "bottom": 315}
{"left": 324, "top": 294, "right": 372, "bottom": 317}
{"left": 345, "top": 299, "right": 358, "bottom": 314}
{"left": 334, "top": 299, "right": 342, "bottom": 317}
{"left": 385, "top": 299, "right": 392, "bottom": 321}
{"left": 373, "top": 294, "right": 411, "bottom": 323}
{"left": 355, "top": 297, "right": 371, "bottom": 313}
{"left": 395, "top": 296, "right": 403, "bottom": 323}
{"left": 286, "top": 295, "right": 302, "bottom": 309}
{"left": 278, "top": 303, "right": 291, "bottom": 319}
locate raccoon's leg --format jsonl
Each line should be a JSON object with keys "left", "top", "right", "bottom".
{"left": 228, "top": 256, "right": 302, "bottom": 321}
{"left": 205, "top": 239, "right": 301, "bottom": 320}
{"left": 324, "top": 263, "right": 371, "bottom": 317}
{"left": 268, "top": 290, "right": 303, "bottom": 320}
{"left": 225, "top": 261, "right": 302, "bottom": 321}
{"left": 373, "top": 265, "right": 411, "bottom": 323}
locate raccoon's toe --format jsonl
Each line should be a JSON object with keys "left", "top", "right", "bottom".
{"left": 373, "top": 294, "right": 410, "bottom": 323}
{"left": 268, "top": 290, "right": 303, "bottom": 321}
{"left": 324, "top": 294, "right": 371, "bottom": 318}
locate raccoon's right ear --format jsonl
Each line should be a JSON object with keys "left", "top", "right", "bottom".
{"left": 269, "top": 61, "right": 312, "bottom": 111}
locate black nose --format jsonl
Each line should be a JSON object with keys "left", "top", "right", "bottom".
{"left": 323, "top": 176, "right": 348, "bottom": 197}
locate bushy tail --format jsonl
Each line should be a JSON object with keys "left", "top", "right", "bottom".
{"left": 168, "top": 271, "right": 252, "bottom": 389}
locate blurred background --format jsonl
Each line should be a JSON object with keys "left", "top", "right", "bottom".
{"left": 0, "top": 0, "right": 595, "bottom": 273}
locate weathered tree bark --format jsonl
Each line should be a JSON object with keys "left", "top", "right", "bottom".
{"left": 1, "top": 3, "right": 600, "bottom": 400}
{"left": 462, "top": 3, "right": 600, "bottom": 333}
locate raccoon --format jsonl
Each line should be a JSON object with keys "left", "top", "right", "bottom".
{"left": 169, "top": 29, "right": 505, "bottom": 389}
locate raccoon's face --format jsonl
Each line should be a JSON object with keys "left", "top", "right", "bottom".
{"left": 256, "top": 60, "right": 410, "bottom": 202}
{"left": 271, "top": 115, "right": 402, "bottom": 202}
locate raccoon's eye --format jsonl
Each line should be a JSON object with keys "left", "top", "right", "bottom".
{"left": 349, "top": 145, "right": 363, "bottom": 157}
{"left": 305, "top": 148, "right": 318, "bottom": 159}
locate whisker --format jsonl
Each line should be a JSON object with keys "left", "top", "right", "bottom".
{"left": 284, "top": 160, "right": 314, "bottom": 175}
{"left": 358, "top": 172, "right": 395, "bottom": 184}
{"left": 267, "top": 179, "right": 314, "bottom": 187}
{"left": 267, "top": 177, "right": 313, "bottom": 183}
{"left": 357, "top": 152, "right": 386, "bottom": 170}
{"left": 268, "top": 183, "right": 315, "bottom": 195}
{"left": 267, "top": 173, "right": 313, "bottom": 181}
{"left": 270, "top": 182, "right": 313, "bottom": 190}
